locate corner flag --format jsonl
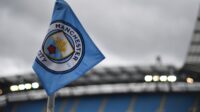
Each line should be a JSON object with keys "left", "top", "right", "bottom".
{"left": 32, "top": 0, "right": 105, "bottom": 95}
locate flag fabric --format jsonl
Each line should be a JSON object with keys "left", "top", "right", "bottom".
{"left": 32, "top": 0, "right": 105, "bottom": 95}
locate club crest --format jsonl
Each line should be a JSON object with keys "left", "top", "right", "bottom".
{"left": 36, "top": 21, "right": 85, "bottom": 73}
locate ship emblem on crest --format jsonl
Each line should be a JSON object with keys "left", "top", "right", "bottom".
{"left": 44, "top": 31, "right": 74, "bottom": 62}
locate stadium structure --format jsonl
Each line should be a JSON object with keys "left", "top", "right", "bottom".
{"left": 1, "top": 8, "right": 200, "bottom": 112}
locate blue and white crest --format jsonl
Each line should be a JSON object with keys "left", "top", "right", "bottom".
{"left": 36, "top": 21, "right": 85, "bottom": 73}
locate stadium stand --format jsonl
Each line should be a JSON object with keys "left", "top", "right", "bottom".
{"left": 134, "top": 94, "right": 161, "bottom": 112}
{"left": 103, "top": 95, "right": 131, "bottom": 112}
{"left": 4, "top": 100, "right": 46, "bottom": 112}
{"left": 75, "top": 96, "right": 102, "bottom": 112}
{"left": 3, "top": 93, "right": 200, "bottom": 112}
{"left": 164, "top": 93, "right": 196, "bottom": 112}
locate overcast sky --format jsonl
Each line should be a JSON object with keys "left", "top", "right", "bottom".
{"left": 0, "top": 0, "right": 199, "bottom": 76}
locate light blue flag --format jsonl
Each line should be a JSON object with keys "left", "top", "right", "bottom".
{"left": 32, "top": 0, "right": 105, "bottom": 95}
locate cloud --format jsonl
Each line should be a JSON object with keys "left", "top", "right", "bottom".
{"left": 0, "top": 0, "right": 199, "bottom": 76}
{"left": 67, "top": 0, "right": 199, "bottom": 67}
{"left": 0, "top": 58, "right": 31, "bottom": 76}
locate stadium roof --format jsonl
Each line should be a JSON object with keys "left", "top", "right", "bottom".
{"left": 182, "top": 11, "right": 200, "bottom": 73}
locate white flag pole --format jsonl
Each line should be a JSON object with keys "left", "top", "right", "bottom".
{"left": 46, "top": 93, "right": 56, "bottom": 112}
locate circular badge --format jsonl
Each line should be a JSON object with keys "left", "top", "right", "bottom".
{"left": 36, "top": 21, "right": 85, "bottom": 74}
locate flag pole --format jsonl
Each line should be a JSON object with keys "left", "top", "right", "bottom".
{"left": 46, "top": 93, "right": 56, "bottom": 112}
